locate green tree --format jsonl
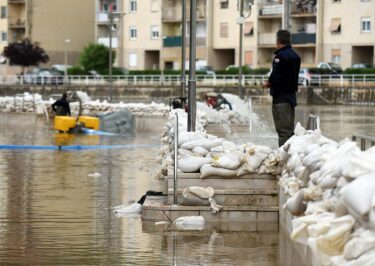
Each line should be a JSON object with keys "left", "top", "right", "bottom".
{"left": 2, "top": 38, "right": 49, "bottom": 74}
{"left": 79, "top": 43, "right": 115, "bottom": 74}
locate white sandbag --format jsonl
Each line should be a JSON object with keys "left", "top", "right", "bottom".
{"left": 178, "top": 132, "right": 206, "bottom": 146}
{"left": 113, "top": 202, "right": 142, "bottom": 214}
{"left": 284, "top": 190, "right": 307, "bottom": 216}
{"left": 178, "top": 148, "right": 196, "bottom": 157}
{"left": 174, "top": 216, "right": 205, "bottom": 230}
{"left": 183, "top": 186, "right": 214, "bottom": 199}
{"left": 243, "top": 145, "right": 272, "bottom": 172}
{"left": 303, "top": 185, "right": 323, "bottom": 201}
{"left": 88, "top": 172, "right": 102, "bottom": 178}
{"left": 236, "top": 166, "right": 250, "bottom": 176}
{"left": 343, "top": 229, "right": 375, "bottom": 261}
{"left": 178, "top": 156, "right": 211, "bottom": 173}
{"left": 200, "top": 164, "right": 237, "bottom": 178}
{"left": 181, "top": 138, "right": 223, "bottom": 150}
{"left": 192, "top": 146, "right": 209, "bottom": 156}
{"left": 294, "top": 122, "right": 306, "bottom": 136}
{"left": 342, "top": 172, "right": 375, "bottom": 217}
{"left": 264, "top": 153, "right": 281, "bottom": 175}
{"left": 211, "top": 151, "right": 244, "bottom": 170}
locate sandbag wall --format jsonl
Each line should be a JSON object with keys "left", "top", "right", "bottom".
{"left": 278, "top": 123, "right": 375, "bottom": 265}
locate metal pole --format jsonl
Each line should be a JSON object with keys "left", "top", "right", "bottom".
{"left": 180, "top": 0, "right": 187, "bottom": 98}
{"left": 239, "top": 0, "right": 244, "bottom": 97}
{"left": 173, "top": 113, "right": 179, "bottom": 205}
{"left": 64, "top": 39, "right": 70, "bottom": 84}
{"left": 109, "top": 12, "right": 113, "bottom": 102}
{"left": 188, "top": 0, "right": 197, "bottom": 132}
{"left": 283, "top": 0, "right": 290, "bottom": 30}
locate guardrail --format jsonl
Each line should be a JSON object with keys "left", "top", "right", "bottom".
{"left": 352, "top": 134, "right": 375, "bottom": 151}
{"left": 1, "top": 74, "right": 375, "bottom": 87}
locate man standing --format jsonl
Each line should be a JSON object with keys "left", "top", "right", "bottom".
{"left": 52, "top": 93, "right": 71, "bottom": 116}
{"left": 264, "top": 30, "right": 301, "bottom": 147}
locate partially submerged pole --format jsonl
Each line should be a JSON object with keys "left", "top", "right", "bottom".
{"left": 180, "top": 0, "right": 187, "bottom": 98}
{"left": 187, "top": 0, "right": 197, "bottom": 132}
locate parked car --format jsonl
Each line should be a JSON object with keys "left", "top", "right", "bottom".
{"left": 351, "top": 63, "right": 373, "bottom": 69}
{"left": 197, "top": 66, "right": 215, "bottom": 76}
{"left": 298, "top": 68, "right": 312, "bottom": 86}
{"left": 317, "top": 62, "right": 343, "bottom": 74}
{"left": 24, "top": 68, "right": 64, "bottom": 85}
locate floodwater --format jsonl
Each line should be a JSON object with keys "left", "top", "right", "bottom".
{"left": 0, "top": 105, "right": 374, "bottom": 265}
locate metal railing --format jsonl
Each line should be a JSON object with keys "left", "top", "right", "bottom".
{"left": 352, "top": 134, "right": 375, "bottom": 151}
{"left": 1, "top": 74, "right": 375, "bottom": 87}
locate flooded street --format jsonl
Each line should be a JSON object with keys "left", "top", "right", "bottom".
{"left": 0, "top": 104, "right": 374, "bottom": 265}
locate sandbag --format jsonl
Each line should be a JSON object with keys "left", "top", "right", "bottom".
{"left": 181, "top": 138, "right": 224, "bottom": 150}
{"left": 174, "top": 216, "right": 205, "bottom": 230}
{"left": 178, "top": 132, "right": 206, "bottom": 146}
{"left": 200, "top": 164, "right": 237, "bottom": 178}
{"left": 211, "top": 151, "right": 244, "bottom": 170}
{"left": 178, "top": 157, "right": 211, "bottom": 173}
{"left": 192, "top": 146, "right": 209, "bottom": 156}
{"left": 342, "top": 173, "right": 375, "bottom": 217}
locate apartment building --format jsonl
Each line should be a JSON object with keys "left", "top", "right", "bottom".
{"left": 0, "top": 0, "right": 96, "bottom": 73}
{"left": 321, "top": 0, "right": 375, "bottom": 69}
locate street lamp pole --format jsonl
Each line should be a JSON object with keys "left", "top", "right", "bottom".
{"left": 238, "top": 0, "right": 244, "bottom": 97}
{"left": 108, "top": 11, "right": 125, "bottom": 102}
{"left": 64, "top": 39, "right": 71, "bottom": 84}
{"left": 180, "top": 0, "right": 187, "bottom": 98}
{"left": 187, "top": 0, "right": 197, "bottom": 132}
{"left": 237, "top": 0, "right": 253, "bottom": 98}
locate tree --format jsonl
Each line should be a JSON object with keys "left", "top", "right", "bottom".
{"left": 2, "top": 38, "right": 49, "bottom": 74}
{"left": 79, "top": 43, "right": 115, "bottom": 74}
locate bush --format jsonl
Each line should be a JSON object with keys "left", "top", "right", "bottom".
{"left": 80, "top": 43, "right": 115, "bottom": 73}
{"left": 344, "top": 68, "right": 375, "bottom": 74}
{"left": 216, "top": 67, "right": 270, "bottom": 75}
{"left": 307, "top": 68, "right": 333, "bottom": 74}
{"left": 67, "top": 66, "right": 86, "bottom": 75}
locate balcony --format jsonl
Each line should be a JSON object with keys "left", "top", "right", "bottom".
{"left": 163, "top": 36, "right": 181, "bottom": 47}
{"left": 162, "top": 8, "right": 181, "bottom": 22}
{"left": 258, "top": 33, "right": 276, "bottom": 46}
{"left": 291, "top": 0, "right": 317, "bottom": 16}
{"left": 163, "top": 36, "right": 206, "bottom": 47}
{"left": 291, "top": 33, "right": 316, "bottom": 45}
{"left": 97, "top": 13, "right": 110, "bottom": 24}
{"left": 9, "top": 19, "right": 25, "bottom": 28}
{"left": 98, "top": 37, "right": 118, "bottom": 48}
{"left": 8, "top": 0, "right": 25, "bottom": 4}
{"left": 259, "top": 4, "right": 282, "bottom": 17}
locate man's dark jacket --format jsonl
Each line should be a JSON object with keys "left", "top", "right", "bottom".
{"left": 268, "top": 44, "right": 301, "bottom": 107}
{"left": 52, "top": 98, "right": 71, "bottom": 116}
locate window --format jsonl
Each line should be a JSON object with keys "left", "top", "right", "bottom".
{"left": 130, "top": 0, "right": 137, "bottom": 12}
{"left": 244, "top": 22, "right": 254, "bottom": 36}
{"left": 130, "top": 26, "right": 137, "bottom": 40}
{"left": 1, "top": 32, "right": 7, "bottom": 42}
{"left": 220, "top": 0, "right": 229, "bottom": 9}
{"left": 245, "top": 51, "right": 253, "bottom": 66}
{"left": 220, "top": 23, "right": 228, "bottom": 38}
{"left": 151, "top": 0, "right": 159, "bottom": 12}
{"left": 1, "top": 6, "right": 6, "bottom": 19}
{"left": 331, "top": 49, "right": 341, "bottom": 64}
{"left": 129, "top": 53, "right": 137, "bottom": 67}
{"left": 361, "top": 17, "right": 371, "bottom": 33}
{"left": 151, "top": 25, "right": 159, "bottom": 39}
{"left": 329, "top": 18, "right": 341, "bottom": 34}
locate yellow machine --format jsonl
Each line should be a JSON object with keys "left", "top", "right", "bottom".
{"left": 54, "top": 116, "right": 99, "bottom": 133}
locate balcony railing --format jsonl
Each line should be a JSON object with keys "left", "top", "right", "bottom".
{"left": 259, "top": 4, "right": 283, "bottom": 16}
{"left": 258, "top": 33, "right": 276, "bottom": 45}
{"left": 8, "top": 19, "right": 26, "bottom": 28}
{"left": 8, "top": 0, "right": 25, "bottom": 4}
{"left": 98, "top": 37, "right": 118, "bottom": 48}
{"left": 291, "top": 33, "right": 316, "bottom": 45}
{"left": 162, "top": 8, "right": 181, "bottom": 21}
{"left": 163, "top": 36, "right": 182, "bottom": 47}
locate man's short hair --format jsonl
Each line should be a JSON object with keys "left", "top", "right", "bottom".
{"left": 276, "top": 30, "right": 291, "bottom": 45}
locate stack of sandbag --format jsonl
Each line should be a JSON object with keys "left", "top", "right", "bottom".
{"left": 278, "top": 123, "right": 375, "bottom": 265}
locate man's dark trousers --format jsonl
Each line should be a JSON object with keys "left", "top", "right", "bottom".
{"left": 272, "top": 102, "right": 295, "bottom": 147}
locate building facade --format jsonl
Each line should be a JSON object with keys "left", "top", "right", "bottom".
{"left": 0, "top": 0, "right": 373, "bottom": 73}
{"left": 0, "top": 0, "right": 96, "bottom": 73}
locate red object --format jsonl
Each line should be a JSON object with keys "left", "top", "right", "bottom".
{"left": 206, "top": 97, "right": 217, "bottom": 108}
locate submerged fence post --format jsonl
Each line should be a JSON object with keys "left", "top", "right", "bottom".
{"left": 306, "top": 114, "right": 320, "bottom": 130}
{"left": 173, "top": 112, "right": 179, "bottom": 205}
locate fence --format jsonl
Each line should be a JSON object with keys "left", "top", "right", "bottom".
{"left": 1, "top": 74, "right": 375, "bottom": 87}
